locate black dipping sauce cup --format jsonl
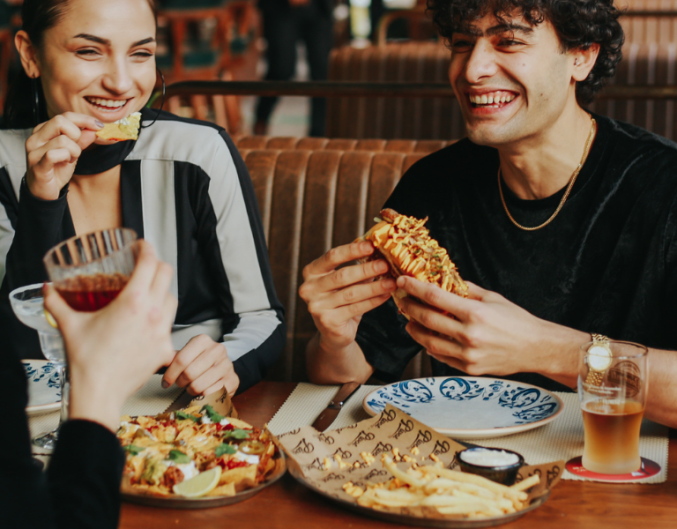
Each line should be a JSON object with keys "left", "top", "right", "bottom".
{"left": 456, "top": 447, "right": 525, "bottom": 486}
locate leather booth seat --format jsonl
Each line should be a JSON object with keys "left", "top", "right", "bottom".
{"left": 589, "top": 42, "right": 677, "bottom": 141}
{"left": 326, "top": 42, "right": 466, "bottom": 141}
{"left": 239, "top": 145, "right": 438, "bottom": 382}
{"left": 233, "top": 135, "right": 455, "bottom": 153}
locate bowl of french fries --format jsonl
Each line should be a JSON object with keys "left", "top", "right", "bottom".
{"left": 274, "top": 405, "right": 563, "bottom": 527}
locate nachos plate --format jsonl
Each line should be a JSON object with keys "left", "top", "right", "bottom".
{"left": 118, "top": 398, "right": 286, "bottom": 509}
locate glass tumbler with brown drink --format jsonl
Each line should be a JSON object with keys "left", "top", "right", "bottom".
{"left": 578, "top": 340, "right": 648, "bottom": 474}
{"left": 37, "top": 228, "right": 137, "bottom": 446}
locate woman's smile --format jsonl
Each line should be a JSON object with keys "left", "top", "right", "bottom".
{"left": 84, "top": 96, "right": 132, "bottom": 116}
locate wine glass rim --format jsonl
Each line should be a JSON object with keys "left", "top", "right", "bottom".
{"left": 43, "top": 227, "right": 138, "bottom": 268}
{"left": 9, "top": 282, "right": 50, "bottom": 300}
{"left": 580, "top": 340, "right": 648, "bottom": 359}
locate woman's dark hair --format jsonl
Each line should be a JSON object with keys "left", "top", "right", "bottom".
{"left": 2, "top": 0, "right": 157, "bottom": 129}
{"left": 427, "top": 0, "right": 624, "bottom": 105}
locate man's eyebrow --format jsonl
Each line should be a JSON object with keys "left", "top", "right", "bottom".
{"left": 485, "top": 23, "right": 533, "bottom": 36}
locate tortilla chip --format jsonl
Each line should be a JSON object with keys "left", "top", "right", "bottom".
{"left": 219, "top": 464, "right": 257, "bottom": 491}
{"left": 227, "top": 418, "right": 254, "bottom": 430}
{"left": 206, "top": 483, "right": 236, "bottom": 497}
{"left": 96, "top": 112, "right": 141, "bottom": 141}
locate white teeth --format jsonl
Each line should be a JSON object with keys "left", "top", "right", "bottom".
{"left": 469, "top": 92, "right": 515, "bottom": 106}
{"left": 87, "top": 97, "right": 127, "bottom": 109}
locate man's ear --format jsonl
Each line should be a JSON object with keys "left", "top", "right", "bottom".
{"left": 15, "top": 30, "right": 41, "bottom": 79}
{"left": 571, "top": 43, "right": 600, "bottom": 82}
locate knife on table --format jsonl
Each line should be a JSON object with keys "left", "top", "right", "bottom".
{"left": 311, "top": 381, "right": 361, "bottom": 432}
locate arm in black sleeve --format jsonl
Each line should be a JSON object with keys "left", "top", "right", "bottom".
{"left": 1, "top": 355, "right": 124, "bottom": 529}
{"left": 2, "top": 179, "right": 72, "bottom": 290}
{"left": 354, "top": 157, "right": 442, "bottom": 382}
{"left": 0, "top": 178, "right": 73, "bottom": 359}
{"left": 47, "top": 421, "right": 125, "bottom": 529}
{"left": 0, "top": 354, "right": 56, "bottom": 529}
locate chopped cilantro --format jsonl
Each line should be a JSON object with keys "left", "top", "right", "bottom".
{"left": 223, "top": 428, "right": 250, "bottom": 440}
{"left": 201, "top": 404, "right": 224, "bottom": 423}
{"left": 168, "top": 450, "right": 191, "bottom": 464}
{"left": 215, "top": 443, "right": 237, "bottom": 457}
{"left": 123, "top": 445, "right": 146, "bottom": 456}
{"left": 176, "top": 411, "right": 199, "bottom": 422}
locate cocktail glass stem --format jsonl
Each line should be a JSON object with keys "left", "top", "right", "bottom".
{"left": 31, "top": 332, "right": 67, "bottom": 451}
{"left": 58, "top": 365, "right": 69, "bottom": 425}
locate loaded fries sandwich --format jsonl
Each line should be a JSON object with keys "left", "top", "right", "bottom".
{"left": 359, "top": 208, "right": 468, "bottom": 317}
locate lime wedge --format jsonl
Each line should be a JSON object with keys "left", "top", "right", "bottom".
{"left": 172, "top": 466, "right": 221, "bottom": 498}
{"left": 44, "top": 309, "right": 58, "bottom": 329}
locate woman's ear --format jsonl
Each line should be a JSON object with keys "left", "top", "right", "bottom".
{"left": 571, "top": 43, "right": 600, "bottom": 82}
{"left": 15, "top": 30, "right": 41, "bottom": 79}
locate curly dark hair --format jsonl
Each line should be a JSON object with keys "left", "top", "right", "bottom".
{"left": 427, "top": 0, "right": 624, "bottom": 104}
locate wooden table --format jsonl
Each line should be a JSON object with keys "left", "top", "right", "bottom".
{"left": 120, "top": 382, "right": 677, "bottom": 528}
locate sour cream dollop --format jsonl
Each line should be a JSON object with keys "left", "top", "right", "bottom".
{"left": 176, "top": 462, "right": 200, "bottom": 480}
{"left": 235, "top": 452, "right": 260, "bottom": 465}
{"left": 460, "top": 448, "right": 520, "bottom": 467}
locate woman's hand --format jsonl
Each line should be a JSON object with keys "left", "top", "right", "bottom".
{"left": 162, "top": 335, "right": 240, "bottom": 397}
{"left": 43, "top": 241, "right": 178, "bottom": 432}
{"left": 25, "top": 112, "right": 103, "bottom": 201}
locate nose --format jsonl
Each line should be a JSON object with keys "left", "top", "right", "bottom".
{"left": 102, "top": 56, "right": 134, "bottom": 95}
{"left": 463, "top": 39, "right": 499, "bottom": 84}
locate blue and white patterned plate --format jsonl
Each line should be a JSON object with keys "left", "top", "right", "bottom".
{"left": 363, "top": 377, "right": 564, "bottom": 439}
{"left": 23, "top": 360, "right": 61, "bottom": 416}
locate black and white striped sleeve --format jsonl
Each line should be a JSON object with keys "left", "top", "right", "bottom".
{"left": 208, "top": 131, "right": 286, "bottom": 391}
{"left": 127, "top": 114, "right": 286, "bottom": 393}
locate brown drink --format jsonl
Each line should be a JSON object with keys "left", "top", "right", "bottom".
{"left": 582, "top": 400, "right": 644, "bottom": 474}
{"left": 579, "top": 340, "right": 648, "bottom": 475}
{"left": 55, "top": 273, "right": 129, "bottom": 312}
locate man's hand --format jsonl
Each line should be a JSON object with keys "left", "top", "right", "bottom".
{"left": 162, "top": 335, "right": 240, "bottom": 397}
{"left": 396, "top": 276, "right": 582, "bottom": 382}
{"left": 299, "top": 241, "right": 396, "bottom": 352}
{"left": 44, "top": 241, "right": 177, "bottom": 432}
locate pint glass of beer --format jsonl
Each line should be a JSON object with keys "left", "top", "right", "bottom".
{"left": 578, "top": 341, "right": 648, "bottom": 474}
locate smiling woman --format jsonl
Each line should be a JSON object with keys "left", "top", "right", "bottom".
{"left": 0, "top": 0, "right": 285, "bottom": 400}
{"left": 3, "top": 0, "right": 158, "bottom": 127}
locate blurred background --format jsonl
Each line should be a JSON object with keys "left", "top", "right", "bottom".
{"left": 3, "top": 0, "right": 677, "bottom": 141}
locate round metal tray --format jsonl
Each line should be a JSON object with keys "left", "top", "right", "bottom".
{"left": 288, "top": 464, "right": 549, "bottom": 528}
{"left": 121, "top": 451, "right": 286, "bottom": 509}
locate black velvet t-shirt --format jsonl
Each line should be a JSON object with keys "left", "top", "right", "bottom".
{"left": 356, "top": 114, "right": 677, "bottom": 392}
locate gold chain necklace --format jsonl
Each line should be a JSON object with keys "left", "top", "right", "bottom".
{"left": 498, "top": 118, "right": 597, "bottom": 231}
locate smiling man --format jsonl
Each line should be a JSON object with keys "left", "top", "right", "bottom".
{"left": 299, "top": 0, "right": 677, "bottom": 427}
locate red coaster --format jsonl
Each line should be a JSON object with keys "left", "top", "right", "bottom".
{"left": 565, "top": 456, "right": 661, "bottom": 482}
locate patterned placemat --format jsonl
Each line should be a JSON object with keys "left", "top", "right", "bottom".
{"left": 267, "top": 383, "right": 669, "bottom": 483}
{"left": 29, "top": 375, "right": 184, "bottom": 455}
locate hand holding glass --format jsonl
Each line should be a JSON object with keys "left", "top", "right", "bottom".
{"left": 10, "top": 228, "right": 137, "bottom": 450}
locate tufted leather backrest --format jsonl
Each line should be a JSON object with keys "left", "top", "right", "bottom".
{"left": 240, "top": 147, "right": 434, "bottom": 382}
{"left": 589, "top": 42, "right": 677, "bottom": 141}
{"left": 326, "top": 42, "right": 466, "bottom": 140}
{"left": 234, "top": 135, "right": 456, "bottom": 153}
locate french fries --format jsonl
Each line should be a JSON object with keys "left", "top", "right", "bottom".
{"left": 349, "top": 453, "right": 539, "bottom": 519}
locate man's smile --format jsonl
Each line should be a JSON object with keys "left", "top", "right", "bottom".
{"left": 464, "top": 89, "right": 520, "bottom": 115}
